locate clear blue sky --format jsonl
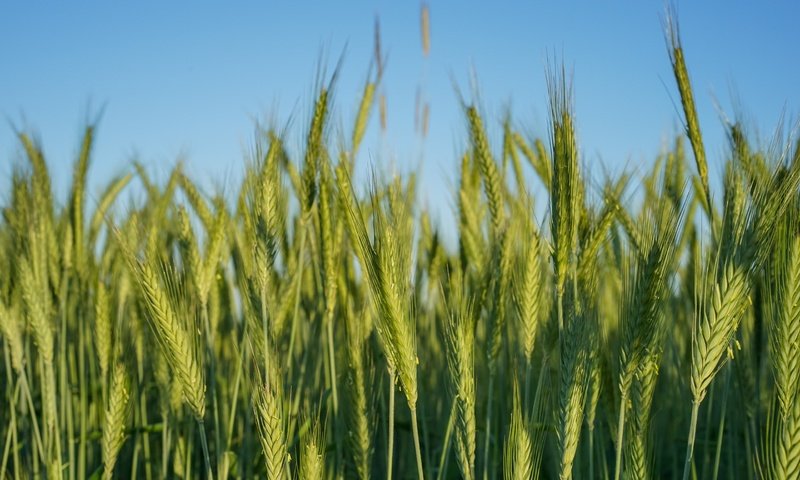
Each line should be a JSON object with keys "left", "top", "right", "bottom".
{"left": 2, "top": 2, "right": 798, "bottom": 238}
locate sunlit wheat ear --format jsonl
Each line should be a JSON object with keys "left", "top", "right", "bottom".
{"left": 344, "top": 304, "right": 372, "bottom": 480}
{"left": 66, "top": 125, "right": 94, "bottom": 277}
{"left": 485, "top": 224, "right": 514, "bottom": 378}
{"left": 318, "top": 157, "right": 339, "bottom": 321}
{"left": 254, "top": 381, "right": 289, "bottom": 480}
{"left": 336, "top": 165, "right": 417, "bottom": 406}
{"left": 614, "top": 199, "right": 681, "bottom": 480}
{"left": 178, "top": 171, "right": 214, "bottom": 230}
{"left": 177, "top": 206, "right": 202, "bottom": 294}
{"left": 371, "top": 185, "right": 418, "bottom": 409}
{"left": 513, "top": 132, "right": 552, "bottom": 190}
{"left": 94, "top": 280, "right": 112, "bottom": 380}
{"left": 691, "top": 259, "right": 749, "bottom": 403}
{"left": 19, "top": 132, "right": 54, "bottom": 216}
{"left": 771, "top": 382, "right": 800, "bottom": 479}
{"left": 337, "top": 166, "right": 424, "bottom": 477}
{"left": 249, "top": 132, "right": 283, "bottom": 303}
{"left": 503, "top": 117, "right": 523, "bottom": 190}
{"left": 768, "top": 218, "right": 800, "bottom": 420}
{"left": 301, "top": 87, "right": 330, "bottom": 218}
{"left": 20, "top": 254, "right": 53, "bottom": 364}
{"left": 688, "top": 162, "right": 792, "bottom": 408}
{"left": 198, "top": 205, "right": 227, "bottom": 307}
{"left": 102, "top": 362, "right": 131, "bottom": 480}
{"left": 578, "top": 182, "right": 620, "bottom": 279}
{"left": 299, "top": 419, "right": 325, "bottom": 480}
{"left": 352, "top": 80, "right": 376, "bottom": 158}
{"left": 624, "top": 356, "right": 660, "bottom": 480}
{"left": 743, "top": 154, "right": 800, "bottom": 276}
{"left": 445, "top": 274, "right": 476, "bottom": 480}
{"left": 117, "top": 233, "right": 206, "bottom": 419}
{"left": 515, "top": 203, "right": 543, "bottom": 364}
{"left": 547, "top": 64, "right": 581, "bottom": 301}
{"left": 503, "top": 382, "right": 532, "bottom": 480}
{"left": 0, "top": 299, "right": 24, "bottom": 374}
{"left": 557, "top": 293, "right": 592, "bottom": 480}
{"left": 666, "top": 14, "right": 712, "bottom": 220}
{"left": 457, "top": 152, "right": 487, "bottom": 272}
{"left": 466, "top": 105, "right": 504, "bottom": 238}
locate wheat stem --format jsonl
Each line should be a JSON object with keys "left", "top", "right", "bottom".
{"left": 682, "top": 400, "right": 700, "bottom": 480}
{"left": 411, "top": 408, "right": 425, "bottom": 479}
{"left": 482, "top": 374, "right": 495, "bottom": 480}
{"left": 437, "top": 397, "right": 457, "bottom": 480}
{"left": 387, "top": 368, "right": 396, "bottom": 480}
{"left": 711, "top": 367, "right": 730, "bottom": 480}
{"left": 613, "top": 392, "right": 627, "bottom": 480}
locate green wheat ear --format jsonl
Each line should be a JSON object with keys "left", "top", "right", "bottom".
{"left": 547, "top": 64, "right": 581, "bottom": 303}
{"left": 666, "top": 13, "right": 712, "bottom": 221}
{"left": 254, "top": 380, "right": 289, "bottom": 480}
{"left": 299, "top": 417, "right": 326, "bottom": 480}
{"left": 344, "top": 302, "right": 373, "bottom": 480}
{"left": 466, "top": 105, "right": 505, "bottom": 239}
{"left": 445, "top": 271, "right": 476, "bottom": 480}
{"left": 504, "top": 382, "right": 533, "bottom": 480}
{"left": 768, "top": 212, "right": 800, "bottom": 420}
{"left": 102, "top": 361, "right": 131, "bottom": 480}
{"left": 115, "top": 228, "right": 206, "bottom": 420}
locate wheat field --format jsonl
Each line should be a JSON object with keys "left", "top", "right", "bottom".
{"left": 1, "top": 16, "right": 800, "bottom": 480}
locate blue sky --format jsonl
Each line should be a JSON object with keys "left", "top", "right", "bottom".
{"left": 1, "top": 2, "right": 798, "bottom": 238}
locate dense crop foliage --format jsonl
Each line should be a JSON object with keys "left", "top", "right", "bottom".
{"left": 2, "top": 19, "right": 800, "bottom": 480}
